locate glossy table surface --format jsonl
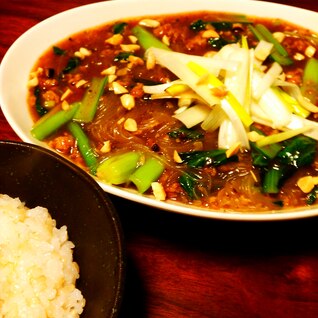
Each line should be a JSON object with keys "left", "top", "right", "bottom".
{"left": 2, "top": 1, "right": 318, "bottom": 317}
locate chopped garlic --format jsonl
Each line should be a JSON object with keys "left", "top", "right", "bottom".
{"left": 112, "top": 82, "right": 128, "bottom": 94}
{"left": 305, "top": 45, "right": 316, "bottom": 58}
{"left": 101, "top": 65, "right": 117, "bottom": 75}
{"left": 120, "top": 94, "right": 135, "bottom": 110}
{"left": 146, "top": 50, "right": 156, "bottom": 70}
{"left": 124, "top": 118, "right": 137, "bottom": 131}
{"left": 202, "top": 29, "right": 219, "bottom": 38}
{"left": 139, "top": 19, "right": 160, "bottom": 28}
{"left": 74, "top": 47, "right": 92, "bottom": 59}
{"left": 272, "top": 32, "right": 285, "bottom": 43}
{"left": 60, "top": 88, "right": 72, "bottom": 101}
{"left": 100, "top": 140, "right": 111, "bottom": 153}
{"left": 120, "top": 44, "right": 140, "bottom": 52}
{"left": 27, "top": 76, "right": 39, "bottom": 88}
{"left": 173, "top": 150, "right": 183, "bottom": 163}
{"left": 226, "top": 142, "right": 241, "bottom": 158}
{"left": 107, "top": 75, "right": 117, "bottom": 83}
{"left": 297, "top": 176, "right": 318, "bottom": 193}
{"left": 293, "top": 52, "right": 305, "bottom": 61}
{"left": 61, "top": 100, "right": 70, "bottom": 110}
{"left": 75, "top": 79, "right": 88, "bottom": 88}
{"left": 105, "top": 34, "right": 123, "bottom": 45}
{"left": 151, "top": 182, "right": 166, "bottom": 201}
{"left": 129, "top": 35, "right": 138, "bottom": 44}
{"left": 162, "top": 35, "right": 170, "bottom": 46}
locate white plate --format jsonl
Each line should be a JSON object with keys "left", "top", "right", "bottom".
{"left": 1, "top": 0, "right": 318, "bottom": 221}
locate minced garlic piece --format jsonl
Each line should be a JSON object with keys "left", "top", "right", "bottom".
{"left": 105, "top": 34, "right": 123, "bottom": 45}
{"left": 112, "top": 81, "right": 128, "bottom": 94}
{"left": 162, "top": 35, "right": 170, "bottom": 46}
{"left": 297, "top": 176, "right": 318, "bottom": 193}
{"left": 101, "top": 65, "right": 117, "bottom": 75}
{"left": 60, "top": 88, "right": 72, "bottom": 101}
{"left": 139, "top": 19, "right": 160, "bottom": 28}
{"left": 305, "top": 45, "right": 316, "bottom": 58}
{"left": 107, "top": 75, "right": 117, "bottom": 83}
{"left": 225, "top": 142, "right": 241, "bottom": 158}
{"left": 124, "top": 118, "right": 137, "bottom": 131}
{"left": 120, "top": 94, "right": 135, "bottom": 110}
{"left": 293, "top": 52, "right": 305, "bottom": 61}
{"left": 117, "top": 117, "right": 125, "bottom": 125}
{"left": 202, "top": 29, "right": 219, "bottom": 38}
{"left": 27, "top": 76, "right": 39, "bottom": 88}
{"left": 173, "top": 150, "right": 183, "bottom": 163}
{"left": 129, "top": 35, "right": 138, "bottom": 44}
{"left": 151, "top": 182, "right": 166, "bottom": 201}
{"left": 61, "top": 100, "right": 70, "bottom": 110}
{"left": 272, "top": 32, "right": 285, "bottom": 43}
{"left": 75, "top": 79, "right": 88, "bottom": 88}
{"left": 100, "top": 140, "right": 111, "bottom": 153}
{"left": 28, "top": 67, "right": 43, "bottom": 87}
{"left": 127, "top": 55, "right": 144, "bottom": 68}
{"left": 146, "top": 50, "right": 156, "bottom": 70}
{"left": 120, "top": 44, "right": 140, "bottom": 52}
{"left": 74, "top": 47, "right": 92, "bottom": 59}
{"left": 116, "top": 68, "right": 128, "bottom": 76}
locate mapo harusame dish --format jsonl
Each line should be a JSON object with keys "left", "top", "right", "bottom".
{"left": 27, "top": 11, "right": 318, "bottom": 212}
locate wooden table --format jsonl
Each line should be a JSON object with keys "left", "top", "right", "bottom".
{"left": 2, "top": 1, "right": 318, "bottom": 317}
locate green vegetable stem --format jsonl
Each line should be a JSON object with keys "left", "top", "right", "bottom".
{"left": 301, "top": 58, "right": 318, "bottom": 104}
{"left": 129, "top": 156, "right": 165, "bottom": 193}
{"left": 73, "top": 76, "right": 108, "bottom": 123}
{"left": 249, "top": 24, "right": 293, "bottom": 66}
{"left": 131, "top": 25, "right": 171, "bottom": 51}
{"left": 67, "top": 121, "right": 98, "bottom": 174}
{"left": 31, "top": 103, "right": 80, "bottom": 140}
{"left": 96, "top": 151, "right": 141, "bottom": 185}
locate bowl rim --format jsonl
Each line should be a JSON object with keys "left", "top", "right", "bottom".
{"left": 0, "top": 140, "right": 126, "bottom": 318}
{"left": 1, "top": 0, "right": 318, "bottom": 221}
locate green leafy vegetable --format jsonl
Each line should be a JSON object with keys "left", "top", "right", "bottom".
{"left": 113, "top": 22, "right": 127, "bottom": 34}
{"left": 211, "top": 22, "right": 233, "bottom": 31}
{"left": 307, "top": 186, "right": 318, "bottom": 205}
{"left": 168, "top": 127, "right": 204, "bottom": 140}
{"left": 250, "top": 126, "right": 282, "bottom": 167}
{"left": 179, "top": 149, "right": 238, "bottom": 168}
{"left": 114, "top": 52, "right": 135, "bottom": 62}
{"left": 53, "top": 46, "right": 66, "bottom": 56}
{"left": 208, "top": 37, "right": 230, "bottom": 50}
{"left": 260, "top": 135, "right": 316, "bottom": 193}
{"left": 62, "top": 57, "right": 81, "bottom": 74}
{"left": 189, "top": 19, "right": 207, "bottom": 31}
{"left": 277, "top": 135, "right": 316, "bottom": 168}
{"left": 34, "top": 86, "right": 48, "bottom": 117}
{"left": 179, "top": 170, "right": 214, "bottom": 199}
{"left": 262, "top": 164, "right": 291, "bottom": 194}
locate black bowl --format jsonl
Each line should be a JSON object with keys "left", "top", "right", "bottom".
{"left": 0, "top": 140, "right": 125, "bottom": 318}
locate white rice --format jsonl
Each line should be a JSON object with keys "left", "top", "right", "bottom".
{"left": 0, "top": 194, "right": 86, "bottom": 317}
